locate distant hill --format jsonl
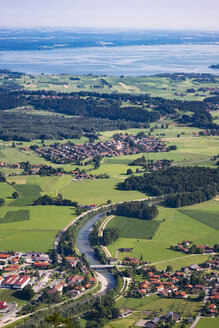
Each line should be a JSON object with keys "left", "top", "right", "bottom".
{"left": 209, "top": 64, "right": 219, "bottom": 69}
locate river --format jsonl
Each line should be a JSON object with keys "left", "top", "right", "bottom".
{"left": 76, "top": 213, "right": 116, "bottom": 294}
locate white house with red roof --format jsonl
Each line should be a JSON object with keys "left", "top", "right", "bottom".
{"left": 13, "top": 275, "right": 30, "bottom": 289}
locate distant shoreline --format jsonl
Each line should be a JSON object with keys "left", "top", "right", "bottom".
{"left": 209, "top": 64, "right": 219, "bottom": 69}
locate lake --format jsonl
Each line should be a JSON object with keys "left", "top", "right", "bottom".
{"left": 0, "top": 44, "right": 219, "bottom": 75}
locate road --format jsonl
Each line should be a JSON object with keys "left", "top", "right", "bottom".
{"left": 190, "top": 288, "right": 210, "bottom": 328}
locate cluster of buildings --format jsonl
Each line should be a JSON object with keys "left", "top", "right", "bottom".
{"left": 0, "top": 275, "right": 30, "bottom": 290}
{"left": 130, "top": 256, "right": 219, "bottom": 319}
{"left": 34, "top": 134, "right": 168, "bottom": 164}
{"left": 171, "top": 241, "right": 216, "bottom": 254}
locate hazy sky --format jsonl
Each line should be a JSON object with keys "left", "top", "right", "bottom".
{"left": 1, "top": 0, "right": 219, "bottom": 30}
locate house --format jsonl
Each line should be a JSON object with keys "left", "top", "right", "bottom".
{"left": 34, "top": 262, "right": 49, "bottom": 268}
{"left": 0, "top": 253, "right": 10, "bottom": 260}
{"left": 68, "top": 275, "right": 84, "bottom": 285}
{"left": 189, "top": 264, "right": 201, "bottom": 271}
{"left": 0, "top": 301, "right": 8, "bottom": 312}
{"left": 1, "top": 275, "right": 18, "bottom": 288}
{"left": 162, "top": 311, "right": 181, "bottom": 322}
{"left": 89, "top": 277, "right": 96, "bottom": 284}
{"left": 109, "top": 257, "right": 118, "bottom": 265}
{"left": 13, "top": 275, "right": 30, "bottom": 290}
{"left": 175, "top": 291, "right": 187, "bottom": 299}
{"left": 48, "top": 283, "right": 65, "bottom": 295}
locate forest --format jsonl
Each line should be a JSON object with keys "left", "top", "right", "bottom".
{"left": 0, "top": 88, "right": 218, "bottom": 141}
{"left": 116, "top": 200, "right": 158, "bottom": 220}
{"left": 123, "top": 167, "right": 219, "bottom": 207}
{"left": 0, "top": 111, "right": 139, "bottom": 141}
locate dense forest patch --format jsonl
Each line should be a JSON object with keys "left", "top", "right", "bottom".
{"left": 123, "top": 166, "right": 219, "bottom": 207}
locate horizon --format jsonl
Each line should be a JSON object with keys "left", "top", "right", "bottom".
{"left": 1, "top": 0, "right": 219, "bottom": 31}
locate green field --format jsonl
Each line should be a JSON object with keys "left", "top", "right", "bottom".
{"left": 196, "top": 317, "right": 219, "bottom": 328}
{"left": 9, "top": 74, "right": 219, "bottom": 101}
{"left": 0, "top": 290, "right": 27, "bottom": 307}
{"left": 0, "top": 210, "right": 29, "bottom": 224}
{"left": 107, "top": 216, "right": 161, "bottom": 239}
{"left": 10, "top": 184, "right": 42, "bottom": 206}
{"left": 0, "top": 182, "right": 15, "bottom": 199}
{"left": 107, "top": 295, "right": 203, "bottom": 328}
{"left": 107, "top": 203, "right": 219, "bottom": 265}
{"left": 179, "top": 208, "right": 219, "bottom": 230}
{"left": 0, "top": 205, "right": 76, "bottom": 252}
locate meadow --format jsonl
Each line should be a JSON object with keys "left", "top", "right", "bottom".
{"left": 10, "top": 74, "right": 219, "bottom": 101}
{"left": 0, "top": 210, "right": 29, "bottom": 224}
{"left": 10, "top": 184, "right": 42, "bottom": 206}
{"left": 105, "top": 295, "right": 203, "bottom": 328}
{"left": 196, "top": 317, "right": 219, "bottom": 328}
{"left": 0, "top": 205, "right": 76, "bottom": 252}
{"left": 106, "top": 216, "right": 161, "bottom": 239}
{"left": 179, "top": 209, "right": 219, "bottom": 230}
{"left": 107, "top": 203, "right": 219, "bottom": 266}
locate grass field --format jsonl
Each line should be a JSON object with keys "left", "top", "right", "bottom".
{"left": 107, "top": 203, "right": 219, "bottom": 265}
{"left": 109, "top": 295, "right": 203, "bottom": 328}
{"left": 106, "top": 216, "right": 161, "bottom": 239}
{"left": 0, "top": 182, "right": 15, "bottom": 199}
{"left": 196, "top": 317, "right": 219, "bottom": 328}
{"left": 10, "top": 184, "right": 42, "bottom": 206}
{"left": 0, "top": 205, "right": 76, "bottom": 251}
{"left": 11, "top": 74, "right": 219, "bottom": 101}
{"left": 0, "top": 210, "right": 29, "bottom": 224}
{"left": 179, "top": 209, "right": 219, "bottom": 230}
{"left": 0, "top": 289, "right": 27, "bottom": 307}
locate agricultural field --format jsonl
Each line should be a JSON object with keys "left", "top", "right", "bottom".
{"left": 10, "top": 184, "right": 42, "bottom": 207}
{"left": 0, "top": 182, "right": 15, "bottom": 199}
{"left": 0, "top": 205, "right": 76, "bottom": 252}
{"left": 196, "top": 317, "right": 219, "bottom": 328}
{"left": 106, "top": 295, "right": 202, "bottom": 328}
{"left": 0, "top": 210, "right": 29, "bottom": 224}
{"left": 8, "top": 74, "right": 219, "bottom": 101}
{"left": 107, "top": 203, "right": 219, "bottom": 265}
{"left": 179, "top": 200, "right": 219, "bottom": 230}
{"left": 106, "top": 216, "right": 161, "bottom": 239}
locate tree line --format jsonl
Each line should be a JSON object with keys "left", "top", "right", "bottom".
{"left": 116, "top": 200, "right": 158, "bottom": 220}
{"left": 123, "top": 166, "right": 219, "bottom": 207}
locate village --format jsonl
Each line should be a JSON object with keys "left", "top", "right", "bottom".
{"left": 0, "top": 251, "right": 95, "bottom": 316}
{"left": 0, "top": 245, "right": 218, "bottom": 325}
{"left": 170, "top": 241, "right": 219, "bottom": 255}
{"left": 34, "top": 134, "right": 169, "bottom": 164}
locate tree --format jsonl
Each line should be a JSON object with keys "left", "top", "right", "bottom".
{"left": 0, "top": 198, "right": 5, "bottom": 207}
{"left": 20, "top": 284, "right": 35, "bottom": 300}
{"left": 166, "top": 265, "right": 173, "bottom": 272}
{"left": 12, "top": 191, "right": 19, "bottom": 199}
{"left": 126, "top": 168, "right": 133, "bottom": 175}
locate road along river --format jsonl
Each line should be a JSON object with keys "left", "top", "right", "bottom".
{"left": 76, "top": 213, "right": 116, "bottom": 294}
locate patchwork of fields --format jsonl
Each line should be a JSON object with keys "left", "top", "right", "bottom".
{"left": 107, "top": 202, "right": 219, "bottom": 268}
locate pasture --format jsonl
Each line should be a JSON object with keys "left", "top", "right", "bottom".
{"left": 10, "top": 184, "right": 42, "bottom": 206}
{"left": 106, "top": 216, "right": 161, "bottom": 239}
{"left": 196, "top": 317, "right": 219, "bottom": 328}
{"left": 107, "top": 204, "right": 219, "bottom": 264}
{"left": 179, "top": 200, "right": 219, "bottom": 230}
{"left": 0, "top": 182, "right": 15, "bottom": 199}
{"left": 0, "top": 205, "right": 76, "bottom": 252}
{"left": 0, "top": 210, "right": 29, "bottom": 224}
{"left": 16, "top": 74, "right": 219, "bottom": 101}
